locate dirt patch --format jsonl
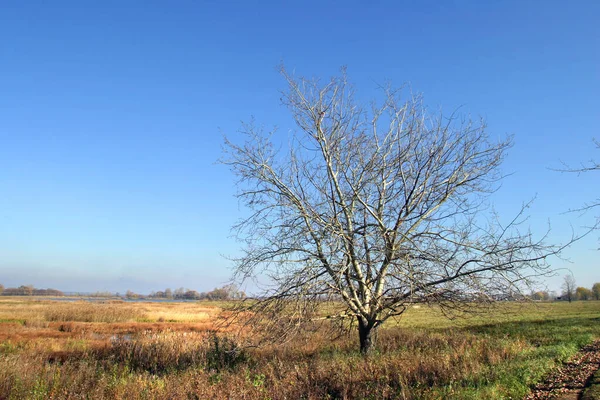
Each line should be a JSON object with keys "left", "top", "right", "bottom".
{"left": 525, "top": 340, "right": 600, "bottom": 399}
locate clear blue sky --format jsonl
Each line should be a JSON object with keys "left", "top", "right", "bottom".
{"left": 0, "top": 1, "right": 598, "bottom": 294}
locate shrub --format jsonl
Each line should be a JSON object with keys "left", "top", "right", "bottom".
{"left": 205, "top": 332, "right": 249, "bottom": 372}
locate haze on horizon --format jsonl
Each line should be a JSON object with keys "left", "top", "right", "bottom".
{"left": 0, "top": 1, "right": 598, "bottom": 295}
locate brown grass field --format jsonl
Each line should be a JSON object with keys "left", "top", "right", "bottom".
{"left": 0, "top": 297, "right": 599, "bottom": 399}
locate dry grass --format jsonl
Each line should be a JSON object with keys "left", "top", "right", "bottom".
{"left": 0, "top": 298, "right": 599, "bottom": 399}
{"left": 0, "top": 297, "right": 223, "bottom": 323}
{"left": 44, "top": 302, "right": 141, "bottom": 323}
{"left": 138, "top": 302, "right": 219, "bottom": 322}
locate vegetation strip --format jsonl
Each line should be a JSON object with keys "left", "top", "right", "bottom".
{"left": 1, "top": 298, "right": 600, "bottom": 399}
{"left": 526, "top": 340, "right": 600, "bottom": 399}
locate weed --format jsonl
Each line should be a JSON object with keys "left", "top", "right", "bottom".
{"left": 205, "top": 332, "right": 249, "bottom": 372}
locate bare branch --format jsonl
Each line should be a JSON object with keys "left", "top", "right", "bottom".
{"left": 221, "top": 68, "right": 578, "bottom": 354}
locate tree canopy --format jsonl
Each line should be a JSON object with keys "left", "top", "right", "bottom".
{"left": 223, "top": 68, "right": 573, "bottom": 353}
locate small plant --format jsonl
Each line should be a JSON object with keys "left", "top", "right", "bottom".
{"left": 30, "top": 378, "right": 48, "bottom": 400}
{"left": 251, "top": 373, "right": 266, "bottom": 388}
{"left": 205, "top": 332, "right": 248, "bottom": 372}
{"left": 208, "top": 372, "right": 222, "bottom": 385}
{"left": 0, "top": 341, "right": 19, "bottom": 354}
{"left": 58, "top": 322, "right": 75, "bottom": 332}
{"left": 23, "top": 319, "right": 49, "bottom": 329}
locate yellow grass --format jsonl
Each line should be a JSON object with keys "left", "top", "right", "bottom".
{"left": 134, "top": 302, "right": 220, "bottom": 322}
{"left": 0, "top": 297, "right": 223, "bottom": 323}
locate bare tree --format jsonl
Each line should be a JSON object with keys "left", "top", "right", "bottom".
{"left": 530, "top": 290, "right": 550, "bottom": 301}
{"left": 562, "top": 274, "right": 577, "bottom": 303}
{"left": 222, "top": 68, "right": 573, "bottom": 354}
{"left": 561, "top": 139, "right": 600, "bottom": 177}
{"left": 557, "top": 139, "right": 600, "bottom": 243}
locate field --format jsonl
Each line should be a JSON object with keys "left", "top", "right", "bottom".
{"left": 0, "top": 298, "right": 599, "bottom": 399}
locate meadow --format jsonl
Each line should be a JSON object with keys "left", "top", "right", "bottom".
{"left": 0, "top": 297, "right": 599, "bottom": 399}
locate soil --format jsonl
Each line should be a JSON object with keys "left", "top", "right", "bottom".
{"left": 525, "top": 340, "right": 600, "bottom": 400}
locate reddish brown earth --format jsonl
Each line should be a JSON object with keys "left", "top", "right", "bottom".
{"left": 525, "top": 340, "right": 600, "bottom": 400}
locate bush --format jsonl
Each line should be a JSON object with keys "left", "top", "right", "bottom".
{"left": 206, "top": 332, "right": 249, "bottom": 372}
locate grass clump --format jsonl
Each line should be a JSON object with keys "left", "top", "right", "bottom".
{"left": 205, "top": 332, "right": 249, "bottom": 372}
{"left": 97, "top": 331, "right": 249, "bottom": 375}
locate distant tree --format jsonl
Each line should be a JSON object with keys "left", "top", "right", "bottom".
{"left": 182, "top": 290, "right": 201, "bottom": 300}
{"left": 576, "top": 287, "right": 593, "bottom": 301}
{"left": 531, "top": 291, "right": 550, "bottom": 301}
{"left": 125, "top": 290, "right": 139, "bottom": 299}
{"left": 0, "top": 284, "right": 3, "bottom": 294}
{"left": 165, "top": 288, "right": 173, "bottom": 299}
{"left": 174, "top": 288, "right": 185, "bottom": 299}
{"left": 562, "top": 275, "right": 577, "bottom": 303}
{"left": 201, "top": 285, "right": 246, "bottom": 301}
{"left": 20, "top": 285, "right": 34, "bottom": 296}
{"left": 224, "top": 284, "right": 246, "bottom": 300}
{"left": 206, "top": 287, "right": 229, "bottom": 301}
{"left": 593, "top": 283, "right": 600, "bottom": 300}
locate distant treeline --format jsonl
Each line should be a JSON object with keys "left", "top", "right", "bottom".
{"left": 529, "top": 281, "right": 600, "bottom": 302}
{"left": 2, "top": 281, "right": 599, "bottom": 303}
{"left": 128, "top": 284, "right": 246, "bottom": 301}
{"left": 0, "top": 283, "right": 246, "bottom": 300}
{"left": 0, "top": 284, "right": 64, "bottom": 296}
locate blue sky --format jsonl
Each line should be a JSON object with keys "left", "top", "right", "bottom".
{"left": 0, "top": 0, "right": 598, "bottom": 294}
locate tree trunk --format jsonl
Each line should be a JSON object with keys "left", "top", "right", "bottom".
{"left": 358, "top": 318, "right": 375, "bottom": 355}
